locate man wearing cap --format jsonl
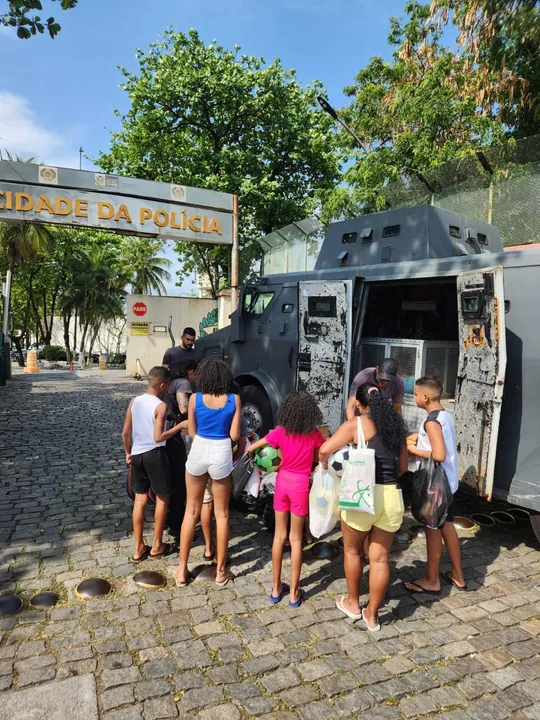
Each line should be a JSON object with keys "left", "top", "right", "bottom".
{"left": 346, "top": 358, "right": 404, "bottom": 419}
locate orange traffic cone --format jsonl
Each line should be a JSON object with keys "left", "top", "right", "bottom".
{"left": 99, "top": 354, "right": 107, "bottom": 371}
{"left": 24, "top": 349, "right": 40, "bottom": 374}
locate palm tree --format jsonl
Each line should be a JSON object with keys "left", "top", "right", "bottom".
{"left": 123, "top": 238, "right": 172, "bottom": 295}
{"left": 0, "top": 153, "right": 51, "bottom": 339}
{"left": 1, "top": 221, "right": 52, "bottom": 337}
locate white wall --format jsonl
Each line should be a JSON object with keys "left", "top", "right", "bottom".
{"left": 50, "top": 316, "right": 127, "bottom": 356}
{"left": 126, "top": 294, "right": 218, "bottom": 377}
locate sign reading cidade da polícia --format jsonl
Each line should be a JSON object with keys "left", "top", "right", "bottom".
{"left": 0, "top": 161, "right": 234, "bottom": 245}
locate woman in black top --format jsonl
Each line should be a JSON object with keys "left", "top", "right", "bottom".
{"left": 320, "top": 384, "right": 407, "bottom": 631}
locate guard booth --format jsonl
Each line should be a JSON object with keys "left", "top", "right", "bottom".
{"left": 0, "top": 161, "right": 237, "bottom": 377}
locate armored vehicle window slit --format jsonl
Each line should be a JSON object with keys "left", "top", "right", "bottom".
{"left": 449, "top": 225, "right": 461, "bottom": 238}
{"left": 382, "top": 225, "right": 400, "bottom": 238}
{"left": 282, "top": 303, "right": 294, "bottom": 313}
{"left": 308, "top": 296, "right": 337, "bottom": 317}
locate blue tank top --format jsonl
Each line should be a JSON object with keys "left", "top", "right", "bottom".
{"left": 194, "top": 393, "right": 236, "bottom": 440}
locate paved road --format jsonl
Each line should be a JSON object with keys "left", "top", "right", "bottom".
{"left": 1, "top": 371, "right": 540, "bottom": 719}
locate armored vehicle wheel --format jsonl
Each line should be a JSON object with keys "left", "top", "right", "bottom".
{"left": 240, "top": 385, "right": 273, "bottom": 436}
{"left": 530, "top": 514, "right": 540, "bottom": 544}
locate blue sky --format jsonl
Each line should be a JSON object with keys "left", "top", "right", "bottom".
{"left": 0, "top": 0, "right": 406, "bottom": 291}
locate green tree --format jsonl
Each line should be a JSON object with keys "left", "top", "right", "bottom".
{"left": 0, "top": 219, "right": 52, "bottom": 343}
{"left": 321, "top": 1, "right": 508, "bottom": 220}
{"left": 98, "top": 29, "right": 339, "bottom": 297}
{"left": 428, "top": 0, "right": 540, "bottom": 137}
{"left": 122, "top": 238, "right": 172, "bottom": 296}
{"left": 1, "top": 0, "right": 78, "bottom": 39}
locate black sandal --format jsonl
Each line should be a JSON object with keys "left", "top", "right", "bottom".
{"left": 130, "top": 545, "right": 151, "bottom": 564}
{"left": 149, "top": 543, "right": 175, "bottom": 560}
{"left": 441, "top": 571, "right": 468, "bottom": 591}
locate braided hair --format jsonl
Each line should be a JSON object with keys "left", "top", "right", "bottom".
{"left": 356, "top": 383, "right": 406, "bottom": 455}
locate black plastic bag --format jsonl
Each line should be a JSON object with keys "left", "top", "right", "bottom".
{"left": 411, "top": 457, "right": 453, "bottom": 529}
{"left": 231, "top": 454, "right": 256, "bottom": 499}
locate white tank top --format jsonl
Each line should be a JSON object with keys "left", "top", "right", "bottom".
{"left": 131, "top": 394, "right": 166, "bottom": 456}
{"left": 417, "top": 409, "right": 459, "bottom": 493}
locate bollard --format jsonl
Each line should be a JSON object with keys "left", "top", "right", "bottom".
{"left": 69, "top": 360, "right": 74, "bottom": 372}
{"left": 99, "top": 354, "right": 108, "bottom": 371}
{"left": 24, "top": 348, "right": 40, "bottom": 374}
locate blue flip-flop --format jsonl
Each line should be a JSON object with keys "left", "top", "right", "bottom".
{"left": 288, "top": 588, "right": 304, "bottom": 608}
{"left": 270, "top": 583, "right": 289, "bottom": 604}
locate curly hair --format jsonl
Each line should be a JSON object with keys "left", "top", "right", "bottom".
{"left": 356, "top": 383, "right": 406, "bottom": 455}
{"left": 276, "top": 391, "right": 323, "bottom": 436}
{"left": 195, "top": 358, "right": 234, "bottom": 396}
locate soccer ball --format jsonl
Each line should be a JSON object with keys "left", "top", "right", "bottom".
{"left": 329, "top": 447, "right": 350, "bottom": 477}
{"left": 255, "top": 446, "right": 282, "bottom": 472}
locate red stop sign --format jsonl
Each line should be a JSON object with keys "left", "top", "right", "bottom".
{"left": 133, "top": 302, "right": 147, "bottom": 317}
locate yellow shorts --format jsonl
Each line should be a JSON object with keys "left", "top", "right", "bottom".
{"left": 341, "top": 484, "right": 404, "bottom": 534}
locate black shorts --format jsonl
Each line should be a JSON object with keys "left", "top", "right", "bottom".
{"left": 131, "top": 447, "right": 171, "bottom": 497}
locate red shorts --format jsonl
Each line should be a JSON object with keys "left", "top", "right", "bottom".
{"left": 274, "top": 470, "right": 310, "bottom": 516}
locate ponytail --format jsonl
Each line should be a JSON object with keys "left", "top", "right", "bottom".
{"left": 355, "top": 383, "right": 406, "bottom": 455}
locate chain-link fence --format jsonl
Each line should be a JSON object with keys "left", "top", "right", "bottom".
{"left": 260, "top": 134, "right": 540, "bottom": 273}
{"left": 384, "top": 134, "right": 540, "bottom": 246}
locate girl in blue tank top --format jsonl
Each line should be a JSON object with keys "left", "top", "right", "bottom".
{"left": 176, "top": 358, "right": 241, "bottom": 588}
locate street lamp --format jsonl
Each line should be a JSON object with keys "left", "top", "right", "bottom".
{"left": 316, "top": 96, "right": 367, "bottom": 152}
{"left": 317, "top": 95, "right": 438, "bottom": 203}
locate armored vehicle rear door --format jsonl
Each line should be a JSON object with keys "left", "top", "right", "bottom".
{"left": 455, "top": 267, "right": 506, "bottom": 499}
{"left": 297, "top": 280, "right": 354, "bottom": 433}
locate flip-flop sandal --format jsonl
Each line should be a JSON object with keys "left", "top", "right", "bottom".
{"left": 335, "top": 595, "right": 363, "bottom": 621}
{"left": 174, "top": 569, "right": 194, "bottom": 588}
{"left": 216, "top": 570, "right": 235, "bottom": 587}
{"left": 362, "top": 607, "right": 380, "bottom": 632}
{"left": 441, "top": 571, "right": 468, "bottom": 591}
{"left": 149, "top": 543, "right": 174, "bottom": 560}
{"left": 130, "top": 545, "right": 151, "bottom": 564}
{"left": 270, "top": 583, "right": 290, "bottom": 604}
{"left": 403, "top": 581, "right": 441, "bottom": 595}
{"left": 204, "top": 549, "right": 215, "bottom": 561}
{"left": 211, "top": 555, "right": 230, "bottom": 567}
{"left": 288, "top": 588, "right": 304, "bottom": 608}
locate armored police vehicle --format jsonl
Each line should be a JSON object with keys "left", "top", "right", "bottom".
{"left": 197, "top": 206, "right": 540, "bottom": 530}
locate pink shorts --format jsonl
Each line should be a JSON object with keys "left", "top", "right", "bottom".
{"left": 274, "top": 470, "right": 310, "bottom": 516}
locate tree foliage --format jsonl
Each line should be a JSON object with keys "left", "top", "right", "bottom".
{"left": 1, "top": 0, "right": 78, "bottom": 39}
{"left": 428, "top": 0, "right": 540, "bottom": 136}
{"left": 121, "top": 238, "right": 172, "bottom": 296}
{"left": 321, "top": 0, "right": 537, "bottom": 221}
{"left": 98, "top": 29, "right": 340, "bottom": 296}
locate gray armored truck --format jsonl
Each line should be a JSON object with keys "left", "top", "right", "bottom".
{"left": 196, "top": 206, "right": 540, "bottom": 531}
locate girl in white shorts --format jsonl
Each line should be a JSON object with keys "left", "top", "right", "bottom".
{"left": 175, "top": 358, "right": 240, "bottom": 587}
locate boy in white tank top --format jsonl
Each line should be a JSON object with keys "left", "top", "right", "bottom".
{"left": 405, "top": 376, "right": 467, "bottom": 594}
{"left": 122, "top": 367, "right": 185, "bottom": 563}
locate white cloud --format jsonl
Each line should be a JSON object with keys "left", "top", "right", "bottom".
{"left": 0, "top": 91, "right": 83, "bottom": 169}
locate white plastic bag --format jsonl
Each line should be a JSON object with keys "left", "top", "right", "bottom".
{"left": 245, "top": 466, "right": 261, "bottom": 498}
{"left": 309, "top": 464, "right": 340, "bottom": 538}
{"left": 339, "top": 417, "right": 376, "bottom": 514}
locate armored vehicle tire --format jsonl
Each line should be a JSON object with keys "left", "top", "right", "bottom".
{"left": 240, "top": 385, "right": 274, "bottom": 436}
{"left": 530, "top": 514, "right": 540, "bottom": 544}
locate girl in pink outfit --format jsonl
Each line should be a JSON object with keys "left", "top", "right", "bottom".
{"left": 248, "top": 392, "right": 324, "bottom": 607}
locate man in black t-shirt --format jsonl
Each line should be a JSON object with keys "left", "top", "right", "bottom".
{"left": 162, "top": 327, "right": 202, "bottom": 378}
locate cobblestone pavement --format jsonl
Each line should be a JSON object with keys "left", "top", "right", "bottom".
{"left": 1, "top": 371, "right": 540, "bottom": 720}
